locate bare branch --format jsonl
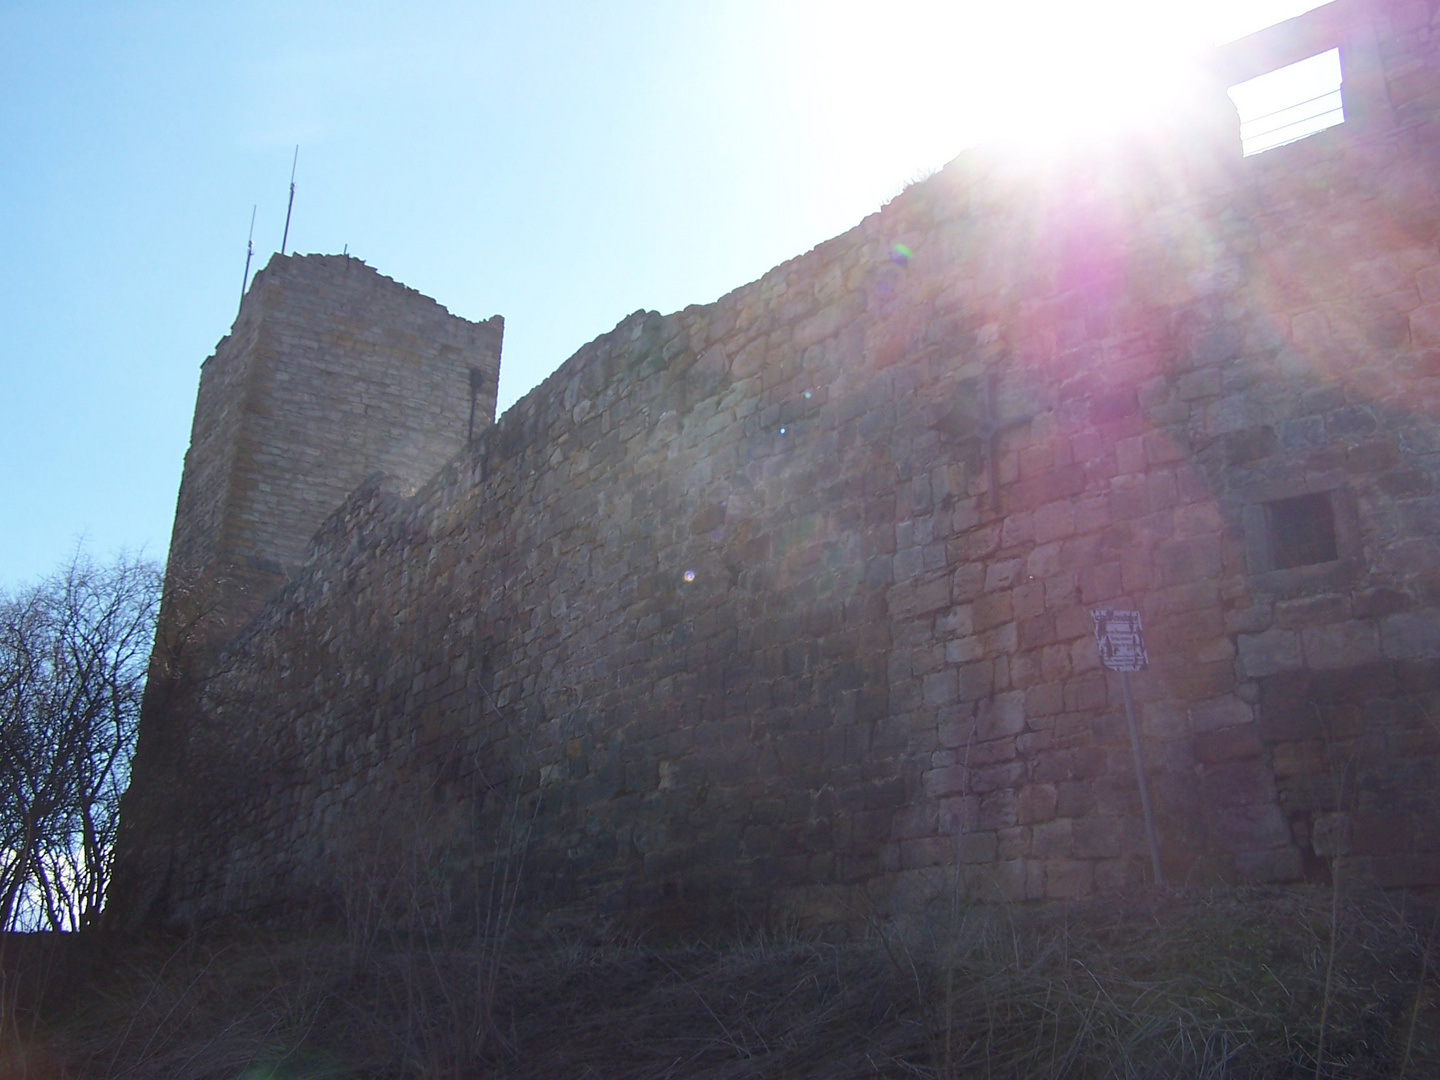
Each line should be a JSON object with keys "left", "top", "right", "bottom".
{"left": 0, "top": 550, "right": 160, "bottom": 931}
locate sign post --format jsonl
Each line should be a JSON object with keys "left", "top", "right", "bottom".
{"left": 1091, "top": 609, "right": 1164, "bottom": 887}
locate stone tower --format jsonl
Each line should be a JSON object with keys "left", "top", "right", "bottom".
{"left": 160, "top": 252, "right": 503, "bottom": 657}
{"left": 110, "top": 254, "right": 502, "bottom": 927}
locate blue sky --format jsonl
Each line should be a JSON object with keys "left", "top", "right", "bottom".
{"left": 0, "top": 1, "right": 1323, "bottom": 588}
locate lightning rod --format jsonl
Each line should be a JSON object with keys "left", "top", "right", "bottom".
{"left": 280, "top": 146, "right": 298, "bottom": 255}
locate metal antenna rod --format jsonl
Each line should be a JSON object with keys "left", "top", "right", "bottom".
{"left": 280, "top": 145, "right": 298, "bottom": 255}
{"left": 240, "top": 204, "right": 257, "bottom": 308}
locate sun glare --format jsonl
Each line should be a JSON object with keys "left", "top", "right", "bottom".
{"left": 957, "top": 0, "right": 1334, "bottom": 153}
{"left": 787, "top": 0, "right": 1334, "bottom": 159}
{"left": 958, "top": 2, "right": 1209, "bottom": 151}
{"left": 748, "top": 0, "right": 1335, "bottom": 249}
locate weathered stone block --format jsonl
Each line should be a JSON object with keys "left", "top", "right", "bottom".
{"left": 977, "top": 790, "right": 1018, "bottom": 831}
{"left": 1409, "top": 302, "right": 1440, "bottom": 347}
{"left": 1142, "top": 700, "right": 1186, "bottom": 739}
{"left": 1027, "top": 542, "right": 1063, "bottom": 579}
{"left": 974, "top": 858, "right": 1027, "bottom": 903}
{"left": 1202, "top": 760, "right": 1277, "bottom": 808}
{"left": 1206, "top": 802, "right": 1292, "bottom": 853}
{"left": 1272, "top": 740, "right": 1327, "bottom": 779}
{"left": 1311, "top": 812, "right": 1352, "bottom": 857}
{"left": 1302, "top": 621, "right": 1382, "bottom": 669}
{"left": 984, "top": 558, "right": 1024, "bottom": 592}
{"left": 1063, "top": 675, "right": 1108, "bottom": 712}
{"left": 1043, "top": 858, "right": 1094, "bottom": 899}
{"left": 1033, "top": 500, "right": 1077, "bottom": 543}
{"left": 1368, "top": 854, "right": 1440, "bottom": 888}
{"left": 1030, "top": 819, "right": 1073, "bottom": 859}
{"left": 969, "top": 738, "right": 1017, "bottom": 767}
{"left": 960, "top": 830, "right": 998, "bottom": 864}
{"left": 1034, "top": 746, "right": 1107, "bottom": 783}
{"left": 901, "top": 836, "right": 955, "bottom": 869}
{"left": 1071, "top": 816, "right": 1124, "bottom": 858}
{"left": 971, "top": 761, "right": 1027, "bottom": 794}
{"left": 889, "top": 575, "right": 952, "bottom": 619}
{"left": 1347, "top": 440, "right": 1399, "bottom": 473}
{"left": 1274, "top": 594, "right": 1350, "bottom": 629}
{"left": 1194, "top": 723, "right": 1264, "bottom": 764}
{"left": 1016, "top": 783, "right": 1058, "bottom": 825}
{"left": 1080, "top": 562, "right": 1123, "bottom": 603}
{"left": 1224, "top": 603, "right": 1273, "bottom": 635}
{"left": 1156, "top": 536, "right": 1222, "bottom": 586}
{"left": 1012, "top": 582, "right": 1047, "bottom": 620}
{"left": 1055, "top": 781, "right": 1092, "bottom": 818}
{"left": 1382, "top": 611, "right": 1440, "bottom": 659}
{"left": 1398, "top": 496, "right": 1440, "bottom": 536}
{"left": 1352, "top": 587, "right": 1413, "bottom": 618}
{"left": 957, "top": 661, "right": 995, "bottom": 702}
{"left": 972, "top": 591, "right": 1013, "bottom": 632}
{"left": 922, "top": 669, "right": 958, "bottom": 707}
{"left": 977, "top": 690, "right": 1026, "bottom": 740}
{"left": 1233, "top": 847, "right": 1304, "bottom": 883}
{"left": 922, "top": 766, "right": 966, "bottom": 799}
{"left": 1025, "top": 681, "right": 1065, "bottom": 718}
{"left": 1238, "top": 629, "right": 1303, "bottom": 677}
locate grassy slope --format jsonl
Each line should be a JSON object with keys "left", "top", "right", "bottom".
{"left": 3, "top": 887, "right": 1439, "bottom": 1079}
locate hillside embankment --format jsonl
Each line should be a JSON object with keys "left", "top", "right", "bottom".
{"left": 3, "top": 886, "right": 1439, "bottom": 1079}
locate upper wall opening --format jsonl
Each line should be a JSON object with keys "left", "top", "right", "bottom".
{"left": 1228, "top": 47, "right": 1345, "bottom": 155}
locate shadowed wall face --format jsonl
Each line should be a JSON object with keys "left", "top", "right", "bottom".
{"left": 113, "top": 1, "right": 1440, "bottom": 932}
{"left": 111, "top": 255, "right": 502, "bottom": 927}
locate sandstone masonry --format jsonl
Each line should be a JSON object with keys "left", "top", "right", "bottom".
{"left": 158, "top": 252, "right": 502, "bottom": 656}
{"left": 112, "top": 0, "right": 1440, "bottom": 932}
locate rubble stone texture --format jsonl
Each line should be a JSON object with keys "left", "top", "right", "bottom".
{"left": 111, "top": 0, "right": 1440, "bottom": 932}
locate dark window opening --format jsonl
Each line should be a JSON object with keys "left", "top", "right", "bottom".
{"left": 1267, "top": 492, "right": 1338, "bottom": 569}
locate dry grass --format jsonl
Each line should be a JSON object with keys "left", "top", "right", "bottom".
{"left": 3, "top": 886, "right": 1438, "bottom": 1079}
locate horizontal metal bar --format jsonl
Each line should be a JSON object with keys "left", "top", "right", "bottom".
{"left": 1240, "top": 90, "right": 1345, "bottom": 138}
{"left": 1242, "top": 109, "right": 1346, "bottom": 155}
{"left": 1244, "top": 106, "right": 1345, "bottom": 143}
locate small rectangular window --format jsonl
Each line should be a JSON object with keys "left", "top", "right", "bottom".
{"left": 1267, "top": 492, "right": 1338, "bottom": 569}
{"left": 1228, "top": 48, "right": 1344, "bottom": 157}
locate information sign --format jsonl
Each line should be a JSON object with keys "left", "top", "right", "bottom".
{"left": 1091, "top": 609, "right": 1149, "bottom": 673}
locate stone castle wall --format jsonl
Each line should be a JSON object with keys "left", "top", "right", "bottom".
{"left": 112, "top": 0, "right": 1440, "bottom": 931}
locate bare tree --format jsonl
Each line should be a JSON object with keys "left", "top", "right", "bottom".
{"left": 0, "top": 552, "right": 161, "bottom": 931}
